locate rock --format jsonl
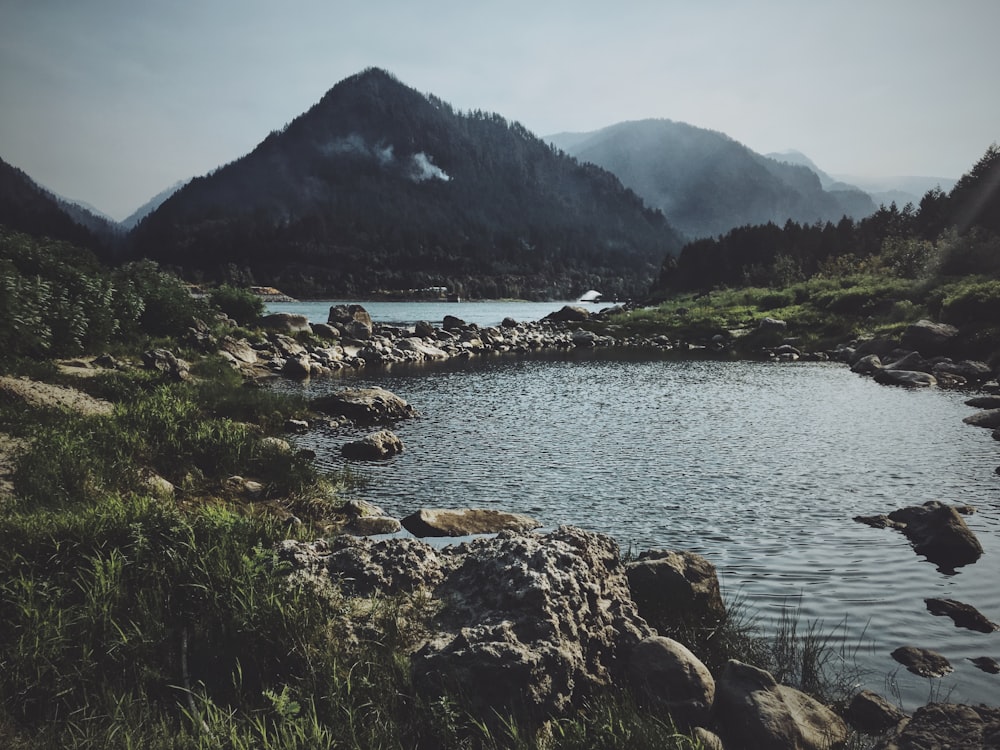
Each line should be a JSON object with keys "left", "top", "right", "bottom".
{"left": 966, "top": 395, "right": 1000, "bottom": 409}
{"left": 758, "top": 317, "right": 788, "bottom": 331}
{"left": 872, "top": 369, "right": 937, "bottom": 388}
{"left": 218, "top": 336, "right": 258, "bottom": 364}
{"left": 325, "top": 535, "right": 448, "bottom": 596}
{"left": 442, "top": 314, "right": 466, "bottom": 330}
{"left": 282, "top": 355, "right": 312, "bottom": 379}
{"left": 890, "top": 646, "right": 953, "bottom": 677}
{"left": 626, "top": 636, "right": 715, "bottom": 729}
{"left": 882, "top": 351, "right": 931, "bottom": 372}
{"left": 411, "top": 527, "right": 652, "bottom": 722}
{"left": 259, "top": 436, "right": 292, "bottom": 455}
{"left": 340, "top": 429, "right": 404, "bottom": 461}
{"left": 311, "top": 322, "right": 340, "bottom": 339}
{"left": 342, "top": 515, "right": 403, "bottom": 535}
{"left": 258, "top": 312, "right": 312, "bottom": 334}
{"left": 141, "top": 349, "right": 190, "bottom": 381}
{"left": 846, "top": 689, "right": 907, "bottom": 733}
{"left": 401, "top": 508, "right": 541, "bottom": 537}
{"left": 937, "top": 360, "right": 994, "bottom": 383}
{"left": 711, "top": 660, "right": 849, "bottom": 750}
{"left": 692, "top": 727, "right": 725, "bottom": 750}
{"left": 963, "top": 408, "right": 1000, "bottom": 429}
{"left": 925, "top": 598, "right": 999, "bottom": 633}
{"left": 900, "top": 319, "right": 959, "bottom": 356}
{"left": 969, "top": 657, "right": 1000, "bottom": 674}
{"left": 849, "top": 337, "right": 900, "bottom": 365}
{"left": 328, "top": 304, "right": 373, "bottom": 340}
{"left": 284, "top": 418, "right": 309, "bottom": 432}
{"left": 414, "top": 320, "right": 436, "bottom": 338}
{"left": 395, "top": 337, "right": 449, "bottom": 360}
{"left": 851, "top": 353, "right": 883, "bottom": 374}
{"left": 876, "top": 703, "right": 1000, "bottom": 750}
{"left": 571, "top": 328, "right": 599, "bottom": 347}
{"left": 310, "top": 387, "right": 416, "bottom": 425}
{"left": 224, "top": 475, "right": 264, "bottom": 500}
{"left": 545, "top": 305, "right": 590, "bottom": 323}
{"left": 140, "top": 470, "right": 175, "bottom": 499}
{"left": 885, "top": 501, "right": 983, "bottom": 571}
{"left": 625, "top": 549, "right": 726, "bottom": 631}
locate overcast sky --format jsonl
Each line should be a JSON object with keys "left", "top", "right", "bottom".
{"left": 2, "top": 0, "right": 998, "bottom": 220}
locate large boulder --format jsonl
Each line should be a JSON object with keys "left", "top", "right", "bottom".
{"left": 876, "top": 703, "right": 1000, "bottom": 750}
{"left": 900, "top": 319, "right": 959, "bottom": 356}
{"left": 328, "top": 304, "right": 373, "bottom": 340}
{"left": 846, "top": 690, "right": 907, "bottom": 734}
{"left": 310, "top": 387, "right": 416, "bottom": 425}
{"left": 258, "top": 312, "right": 312, "bottom": 334}
{"left": 411, "top": 527, "right": 653, "bottom": 722}
{"left": 711, "top": 660, "right": 848, "bottom": 750}
{"left": 625, "top": 549, "right": 726, "bottom": 632}
{"left": 626, "top": 636, "right": 715, "bottom": 729}
{"left": 141, "top": 348, "right": 190, "bottom": 381}
{"left": 401, "top": 508, "right": 541, "bottom": 537}
{"left": 963, "top": 408, "right": 1000, "bottom": 429}
{"left": 855, "top": 501, "right": 983, "bottom": 572}
{"left": 218, "top": 336, "right": 258, "bottom": 364}
{"left": 395, "top": 337, "right": 449, "bottom": 360}
{"left": 545, "top": 305, "right": 590, "bottom": 323}
{"left": 340, "top": 429, "right": 404, "bottom": 461}
{"left": 872, "top": 369, "right": 937, "bottom": 388}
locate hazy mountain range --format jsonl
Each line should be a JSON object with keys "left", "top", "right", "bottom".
{"left": 0, "top": 67, "right": 963, "bottom": 297}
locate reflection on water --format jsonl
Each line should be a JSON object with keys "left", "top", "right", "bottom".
{"left": 276, "top": 353, "right": 1000, "bottom": 709}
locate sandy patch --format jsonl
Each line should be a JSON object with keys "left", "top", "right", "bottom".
{"left": 0, "top": 375, "right": 114, "bottom": 417}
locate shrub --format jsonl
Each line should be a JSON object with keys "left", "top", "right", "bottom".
{"left": 208, "top": 284, "right": 266, "bottom": 326}
{"left": 939, "top": 280, "right": 1000, "bottom": 325}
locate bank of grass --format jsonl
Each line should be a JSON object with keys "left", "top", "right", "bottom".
{"left": 592, "top": 272, "right": 1000, "bottom": 363}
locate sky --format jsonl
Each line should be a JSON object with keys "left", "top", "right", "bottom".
{"left": 2, "top": 0, "right": 998, "bottom": 221}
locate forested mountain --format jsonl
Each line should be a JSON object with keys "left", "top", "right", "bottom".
{"left": 130, "top": 68, "right": 682, "bottom": 299}
{"left": 121, "top": 180, "right": 186, "bottom": 230}
{"left": 653, "top": 144, "right": 1000, "bottom": 294}
{"left": 547, "top": 120, "right": 876, "bottom": 240}
{"left": 0, "top": 157, "right": 115, "bottom": 256}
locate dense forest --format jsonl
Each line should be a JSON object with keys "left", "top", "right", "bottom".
{"left": 653, "top": 144, "right": 1000, "bottom": 295}
{"left": 129, "top": 68, "right": 681, "bottom": 300}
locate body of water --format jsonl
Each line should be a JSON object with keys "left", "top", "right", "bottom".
{"left": 264, "top": 298, "right": 591, "bottom": 329}
{"left": 269, "top": 301, "right": 1000, "bottom": 709}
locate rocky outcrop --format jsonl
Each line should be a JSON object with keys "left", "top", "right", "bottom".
{"left": 711, "top": 660, "right": 848, "bottom": 750}
{"left": 890, "top": 646, "right": 953, "bottom": 677}
{"left": 625, "top": 549, "right": 726, "bottom": 632}
{"left": 410, "top": 526, "right": 652, "bottom": 722}
{"left": 626, "top": 636, "right": 715, "bottom": 729}
{"left": 328, "top": 304, "right": 373, "bottom": 340}
{"left": 876, "top": 703, "right": 1000, "bottom": 750}
{"left": 854, "top": 501, "right": 983, "bottom": 571}
{"left": 340, "top": 429, "right": 404, "bottom": 461}
{"left": 925, "top": 598, "right": 999, "bottom": 633}
{"left": 310, "top": 387, "right": 417, "bottom": 425}
{"left": 545, "top": 305, "right": 590, "bottom": 323}
{"left": 400, "top": 508, "right": 541, "bottom": 537}
{"left": 141, "top": 348, "right": 190, "bottom": 381}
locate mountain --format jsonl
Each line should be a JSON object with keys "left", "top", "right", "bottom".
{"left": 0, "top": 156, "right": 112, "bottom": 254}
{"left": 121, "top": 180, "right": 186, "bottom": 230}
{"left": 131, "top": 68, "right": 682, "bottom": 299}
{"left": 548, "top": 120, "right": 876, "bottom": 240}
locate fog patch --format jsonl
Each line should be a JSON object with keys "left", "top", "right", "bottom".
{"left": 320, "top": 135, "right": 449, "bottom": 183}
{"left": 409, "top": 152, "right": 450, "bottom": 182}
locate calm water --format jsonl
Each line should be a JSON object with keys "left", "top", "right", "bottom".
{"left": 270, "top": 302, "right": 1000, "bottom": 709}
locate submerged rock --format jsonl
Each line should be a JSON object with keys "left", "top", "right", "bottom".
{"left": 401, "top": 508, "right": 540, "bottom": 537}
{"left": 963, "top": 408, "right": 1000, "bottom": 429}
{"left": 855, "top": 501, "right": 983, "bottom": 572}
{"left": 925, "top": 598, "right": 999, "bottom": 633}
{"left": 310, "top": 386, "right": 417, "bottom": 425}
{"left": 872, "top": 368, "right": 937, "bottom": 388}
{"left": 890, "top": 646, "right": 953, "bottom": 678}
{"left": 340, "top": 429, "right": 404, "bottom": 461}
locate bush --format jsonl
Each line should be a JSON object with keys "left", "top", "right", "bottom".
{"left": 939, "top": 279, "right": 1000, "bottom": 325}
{"left": 208, "top": 284, "right": 266, "bottom": 326}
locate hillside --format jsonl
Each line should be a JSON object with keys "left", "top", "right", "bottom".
{"left": 548, "top": 120, "right": 876, "bottom": 240}
{"left": 0, "top": 156, "right": 113, "bottom": 255}
{"left": 130, "top": 68, "right": 682, "bottom": 299}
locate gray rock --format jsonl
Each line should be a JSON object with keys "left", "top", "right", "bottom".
{"left": 900, "top": 319, "right": 959, "bottom": 356}
{"left": 969, "top": 657, "right": 1000, "bottom": 674}
{"left": 411, "top": 526, "right": 652, "bottom": 722}
{"left": 395, "top": 337, "right": 449, "bottom": 360}
{"left": 340, "top": 429, "right": 404, "bottom": 461}
{"left": 712, "top": 660, "right": 848, "bottom": 750}
{"left": 414, "top": 320, "right": 436, "bottom": 338}
{"left": 325, "top": 535, "right": 448, "bottom": 596}
{"left": 851, "top": 353, "right": 883, "bottom": 374}
{"left": 849, "top": 336, "right": 900, "bottom": 365}
{"left": 885, "top": 501, "right": 983, "bottom": 571}
{"left": 759, "top": 317, "right": 788, "bottom": 331}
{"left": 545, "top": 305, "right": 590, "bottom": 323}
{"left": 401, "top": 508, "right": 541, "bottom": 537}
{"left": 882, "top": 351, "right": 930, "bottom": 372}
{"left": 311, "top": 322, "right": 340, "bottom": 339}
{"left": 141, "top": 349, "right": 191, "bottom": 381}
{"left": 846, "top": 690, "right": 907, "bottom": 733}
{"left": 328, "top": 304, "right": 372, "bottom": 331}
{"left": 625, "top": 549, "right": 726, "bottom": 631}
{"left": 310, "top": 386, "right": 416, "bottom": 425}
{"left": 876, "top": 703, "right": 1000, "bottom": 750}
{"left": 872, "top": 369, "right": 937, "bottom": 387}
{"left": 626, "top": 636, "right": 715, "bottom": 729}
{"left": 258, "top": 312, "right": 312, "bottom": 334}
{"left": 342, "top": 515, "right": 403, "bottom": 536}
{"left": 925, "top": 598, "right": 999, "bottom": 633}
{"left": 966, "top": 395, "right": 1000, "bottom": 409}
{"left": 890, "top": 646, "right": 953, "bottom": 677}
{"left": 963, "top": 408, "right": 1000, "bottom": 429}
{"left": 442, "top": 314, "right": 466, "bottom": 330}
{"left": 218, "top": 336, "right": 258, "bottom": 364}
{"left": 282, "top": 354, "right": 312, "bottom": 379}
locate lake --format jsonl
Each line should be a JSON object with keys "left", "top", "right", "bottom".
{"left": 270, "top": 300, "right": 1000, "bottom": 710}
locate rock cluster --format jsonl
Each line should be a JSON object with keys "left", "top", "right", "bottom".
{"left": 278, "top": 527, "right": 856, "bottom": 748}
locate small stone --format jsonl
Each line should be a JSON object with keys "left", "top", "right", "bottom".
{"left": 891, "top": 646, "right": 953, "bottom": 678}
{"left": 969, "top": 657, "right": 1000, "bottom": 674}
